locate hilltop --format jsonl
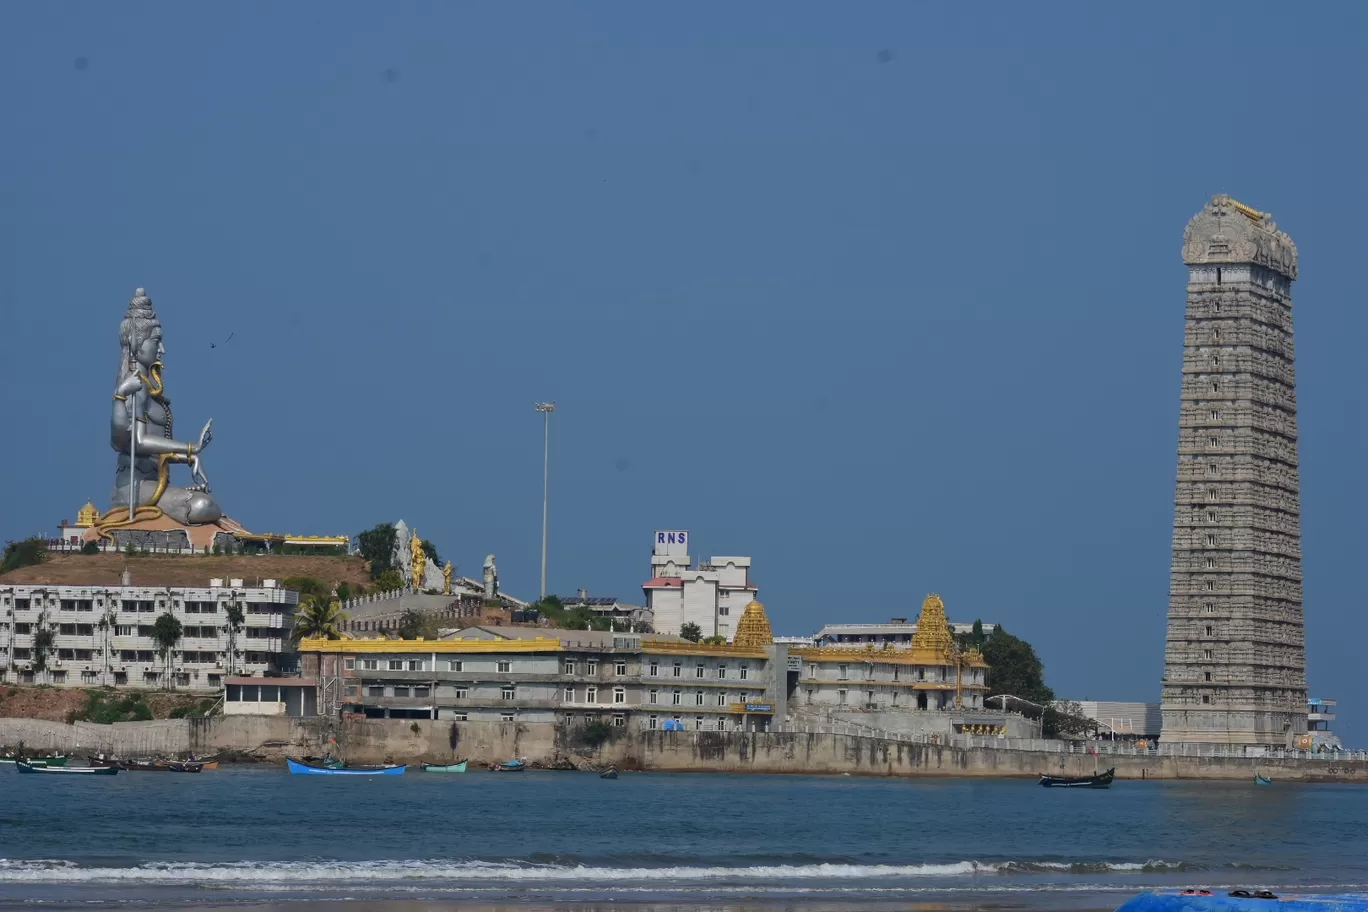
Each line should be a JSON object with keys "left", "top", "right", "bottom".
{"left": 0, "top": 553, "right": 372, "bottom": 591}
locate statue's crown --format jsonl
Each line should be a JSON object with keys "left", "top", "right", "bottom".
{"left": 126, "top": 287, "right": 157, "bottom": 318}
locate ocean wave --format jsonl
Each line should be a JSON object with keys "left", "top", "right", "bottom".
{"left": 0, "top": 858, "right": 1275, "bottom": 885}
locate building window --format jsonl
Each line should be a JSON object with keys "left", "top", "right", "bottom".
{"left": 408, "top": 660, "right": 423, "bottom": 672}
{"left": 695, "top": 664, "right": 705, "bottom": 679}
{"left": 1207, "top": 463, "right": 1217, "bottom": 475}
{"left": 497, "top": 660, "right": 511, "bottom": 673}
{"left": 717, "top": 692, "right": 728, "bottom": 706}
{"left": 1205, "top": 558, "right": 1216, "bottom": 569}
{"left": 1205, "top": 625, "right": 1214, "bottom": 636}
{"left": 388, "top": 660, "right": 404, "bottom": 671}
{"left": 1205, "top": 534, "right": 1217, "bottom": 546}
{"left": 837, "top": 664, "right": 849, "bottom": 681}
{"left": 1204, "top": 672, "right": 1212, "bottom": 682}
{"left": 694, "top": 716, "right": 704, "bottom": 730}
{"left": 1207, "top": 511, "right": 1216, "bottom": 523}
{"left": 564, "top": 660, "right": 576, "bottom": 674}
{"left": 414, "top": 685, "right": 430, "bottom": 698}
{"left": 672, "top": 662, "right": 682, "bottom": 678}
{"left": 1201, "top": 696, "right": 1211, "bottom": 705}
{"left": 1203, "top": 649, "right": 1214, "bottom": 660}
{"left": 587, "top": 686, "right": 598, "bottom": 703}
{"left": 502, "top": 685, "right": 516, "bottom": 700}
{"left": 1209, "top": 409, "right": 1220, "bottom": 421}
{"left": 648, "top": 689, "right": 658, "bottom": 704}
{"left": 717, "top": 664, "right": 727, "bottom": 679}
{"left": 362, "top": 659, "right": 378, "bottom": 671}
{"left": 615, "top": 661, "right": 627, "bottom": 676}
{"left": 501, "top": 712, "right": 515, "bottom": 723}
{"left": 613, "top": 687, "right": 626, "bottom": 704}
{"left": 344, "top": 658, "right": 355, "bottom": 671}
{"left": 448, "top": 660, "right": 463, "bottom": 672}
{"left": 738, "top": 664, "right": 749, "bottom": 681}
{"left": 612, "top": 714, "right": 625, "bottom": 727}
{"left": 393, "top": 686, "right": 410, "bottom": 697}
{"left": 672, "top": 690, "right": 682, "bottom": 705}
{"left": 587, "top": 661, "right": 598, "bottom": 675}
{"left": 718, "top": 605, "right": 729, "bottom": 616}
{"left": 564, "top": 686, "right": 574, "bottom": 701}
{"left": 368, "top": 685, "right": 384, "bottom": 697}
{"left": 694, "top": 692, "right": 705, "bottom": 706}
{"left": 838, "top": 689, "right": 848, "bottom": 705}
{"left": 451, "top": 712, "right": 468, "bottom": 721}
{"left": 1205, "top": 603, "right": 1215, "bottom": 613}
{"left": 649, "top": 715, "right": 659, "bottom": 730}
{"left": 649, "top": 661, "right": 659, "bottom": 676}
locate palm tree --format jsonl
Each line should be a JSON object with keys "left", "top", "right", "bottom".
{"left": 291, "top": 597, "right": 348, "bottom": 644}
{"left": 152, "top": 612, "right": 183, "bottom": 690}
{"left": 223, "top": 601, "right": 245, "bottom": 676}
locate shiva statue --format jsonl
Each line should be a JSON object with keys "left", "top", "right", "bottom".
{"left": 103, "top": 288, "right": 222, "bottom": 530}
{"left": 409, "top": 528, "right": 427, "bottom": 590}
{"left": 483, "top": 554, "right": 499, "bottom": 600}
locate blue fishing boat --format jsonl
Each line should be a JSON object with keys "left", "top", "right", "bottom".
{"left": 286, "top": 758, "right": 405, "bottom": 776}
{"left": 421, "top": 760, "right": 468, "bottom": 773}
{"left": 1118, "top": 890, "right": 1368, "bottom": 912}
{"left": 16, "top": 761, "right": 118, "bottom": 776}
{"left": 493, "top": 758, "right": 526, "bottom": 772}
{"left": 1255, "top": 773, "right": 1273, "bottom": 786}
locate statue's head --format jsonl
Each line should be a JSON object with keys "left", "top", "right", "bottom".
{"left": 119, "top": 288, "right": 164, "bottom": 371}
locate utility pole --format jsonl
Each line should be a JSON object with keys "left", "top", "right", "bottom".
{"left": 535, "top": 402, "right": 556, "bottom": 599}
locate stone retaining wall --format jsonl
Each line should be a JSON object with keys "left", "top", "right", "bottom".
{"left": 4, "top": 716, "right": 1364, "bottom": 781}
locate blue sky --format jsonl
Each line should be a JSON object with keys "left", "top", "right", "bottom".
{"left": 2, "top": 3, "right": 1363, "bottom": 741}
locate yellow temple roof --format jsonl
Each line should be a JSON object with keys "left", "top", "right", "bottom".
{"left": 732, "top": 599, "right": 774, "bottom": 648}
{"left": 75, "top": 501, "right": 100, "bottom": 527}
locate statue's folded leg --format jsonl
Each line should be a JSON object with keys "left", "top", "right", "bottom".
{"left": 157, "top": 487, "right": 224, "bottom": 525}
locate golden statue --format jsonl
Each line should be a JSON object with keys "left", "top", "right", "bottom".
{"left": 442, "top": 561, "right": 453, "bottom": 595}
{"left": 410, "top": 528, "right": 426, "bottom": 590}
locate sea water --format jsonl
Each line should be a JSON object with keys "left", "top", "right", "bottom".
{"left": 1, "top": 767, "right": 1364, "bottom": 910}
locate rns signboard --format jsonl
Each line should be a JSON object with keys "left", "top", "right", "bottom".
{"left": 653, "top": 530, "right": 689, "bottom": 557}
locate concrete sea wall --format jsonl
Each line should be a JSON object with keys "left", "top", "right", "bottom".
{"left": 3, "top": 716, "right": 1364, "bottom": 782}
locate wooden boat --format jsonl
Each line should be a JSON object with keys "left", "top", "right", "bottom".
{"left": 1255, "top": 773, "right": 1273, "bottom": 786}
{"left": 286, "top": 757, "right": 406, "bottom": 776}
{"left": 1039, "top": 767, "right": 1114, "bottom": 789}
{"left": 198, "top": 760, "right": 219, "bottom": 770}
{"left": 0, "top": 755, "right": 68, "bottom": 767}
{"left": 1117, "top": 890, "right": 1368, "bottom": 912}
{"left": 492, "top": 759, "right": 526, "bottom": 772}
{"left": 599, "top": 765, "right": 620, "bottom": 780}
{"left": 421, "top": 760, "right": 469, "bottom": 773}
{"left": 164, "top": 761, "right": 203, "bottom": 773}
{"left": 16, "top": 761, "right": 118, "bottom": 776}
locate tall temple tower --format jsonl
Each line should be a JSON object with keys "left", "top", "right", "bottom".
{"left": 1161, "top": 195, "right": 1307, "bottom": 746}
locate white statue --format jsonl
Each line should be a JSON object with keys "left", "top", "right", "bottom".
{"left": 483, "top": 554, "right": 498, "bottom": 600}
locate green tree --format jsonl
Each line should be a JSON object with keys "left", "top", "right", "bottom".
{"left": 335, "top": 582, "right": 353, "bottom": 602}
{"left": 679, "top": 622, "right": 703, "bottom": 643}
{"left": 421, "top": 539, "right": 441, "bottom": 567}
{"left": 31, "top": 609, "right": 56, "bottom": 682}
{"left": 152, "top": 613, "right": 184, "bottom": 688}
{"left": 1043, "top": 699, "right": 1097, "bottom": 739}
{"left": 1, "top": 538, "right": 47, "bottom": 575}
{"left": 579, "top": 718, "right": 617, "bottom": 750}
{"left": 80, "top": 541, "right": 101, "bottom": 555}
{"left": 291, "top": 597, "right": 348, "bottom": 643}
{"left": 224, "top": 601, "right": 245, "bottom": 675}
{"left": 372, "top": 569, "right": 405, "bottom": 592}
{"left": 701, "top": 634, "right": 728, "bottom": 645}
{"left": 398, "top": 607, "right": 441, "bottom": 640}
{"left": 282, "top": 576, "right": 330, "bottom": 600}
{"left": 357, "top": 523, "right": 398, "bottom": 580}
{"left": 980, "top": 626, "right": 1054, "bottom": 705}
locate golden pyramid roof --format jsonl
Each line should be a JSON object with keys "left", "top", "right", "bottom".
{"left": 732, "top": 599, "right": 774, "bottom": 648}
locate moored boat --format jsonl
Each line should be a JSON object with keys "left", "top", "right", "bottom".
{"left": 286, "top": 757, "right": 406, "bottom": 776}
{"left": 492, "top": 758, "right": 526, "bottom": 772}
{"left": 1039, "top": 767, "right": 1114, "bottom": 789}
{"left": 16, "top": 761, "right": 118, "bottom": 776}
{"left": 1117, "top": 890, "right": 1368, "bottom": 912}
{"left": 0, "top": 755, "right": 68, "bottom": 767}
{"left": 1255, "top": 773, "right": 1273, "bottom": 786}
{"left": 421, "top": 760, "right": 469, "bottom": 773}
{"left": 599, "top": 765, "right": 620, "bottom": 780}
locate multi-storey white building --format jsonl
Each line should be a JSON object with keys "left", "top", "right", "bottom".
{"left": 643, "top": 530, "right": 756, "bottom": 640}
{"left": 0, "top": 579, "right": 298, "bottom": 691}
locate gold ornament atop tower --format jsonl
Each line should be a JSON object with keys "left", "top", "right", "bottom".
{"left": 910, "top": 593, "right": 955, "bottom": 659}
{"left": 732, "top": 599, "right": 774, "bottom": 648}
{"left": 75, "top": 501, "right": 100, "bottom": 527}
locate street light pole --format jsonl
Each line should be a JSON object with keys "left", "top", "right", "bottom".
{"left": 535, "top": 402, "right": 556, "bottom": 599}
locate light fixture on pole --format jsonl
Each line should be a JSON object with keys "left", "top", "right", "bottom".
{"left": 535, "top": 402, "right": 557, "bottom": 599}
